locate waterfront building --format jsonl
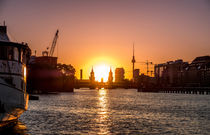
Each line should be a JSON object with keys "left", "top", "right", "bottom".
{"left": 184, "top": 56, "right": 210, "bottom": 87}
{"left": 115, "top": 68, "right": 125, "bottom": 82}
{"left": 154, "top": 59, "right": 188, "bottom": 87}
{"left": 154, "top": 56, "right": 210, "bottom": 87}
{"left": 134, "top": 69, "right": 140, "bottom": 83}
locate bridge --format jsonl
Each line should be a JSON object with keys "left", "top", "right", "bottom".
{"left": 74, "top": 80, "right": 131, "bottom": 89}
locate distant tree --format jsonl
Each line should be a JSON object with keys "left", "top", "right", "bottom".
{"left": 57, "top": 63, "right": 75, "bottom": 76}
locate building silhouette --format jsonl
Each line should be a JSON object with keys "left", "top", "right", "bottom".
{"left": 108, "top": 68, "right": 113, "bottom": 83}
{"left": 89, "top": 67, "right": 95, "bottom": 82}
{"left": 115, "top": 68, "right": 125, "bottom": 82}
{"left": 154, "top": 56, "right": 210, "bottom": 87}
{"left": 133, "top": 69, "right": 140, "bottom": 83}
{"left": 154, "top": 59, "right": 188, "bottom": 87}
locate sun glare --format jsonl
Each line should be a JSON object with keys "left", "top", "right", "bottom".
{"left": 94, "top": 64, "right": 110, "bottom": 82}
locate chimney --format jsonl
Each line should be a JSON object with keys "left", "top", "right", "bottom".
{"left": 0, "top": 21, "right": 10, "bottom": 42}
{"left": 0, "top": 25, "right": 7, "bottom": 34}
{"left": 80, "top": 69, "right": 83, "bottom": 80}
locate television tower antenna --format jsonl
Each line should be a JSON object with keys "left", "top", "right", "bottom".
{"left": 132, "top": 43, "right": 136, "bottom": 80}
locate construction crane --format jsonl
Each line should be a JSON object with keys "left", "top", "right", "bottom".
{"left": 136, "top": 60, "right": 154, "bottom": 76}
{"left": 42, "top": 29, "right": 59, "bottom": 57}
{"left": 49, "top": 30, "right": 59, "bottom": 57}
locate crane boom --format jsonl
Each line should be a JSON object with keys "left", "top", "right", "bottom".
{"left": 49, "top": 29, "right": 59, "bottom": 57}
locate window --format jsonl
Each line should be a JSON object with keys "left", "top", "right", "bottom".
{"left": 13, "top": 47, "right": 19, "bottom": 61}
{"left": 0, "top": 46, "right": 19, "bottom": 61}
{"left": 22, "top": 50, "right": 26, "bottom": 64}
{"left": 8, "top": 46, "right": 13, "bottom": 60}
{"left": 0, "top": 46, "right": 7, "bottom": 59}
{"left": 19, "top": 49, "right": 23, "bottom": 62}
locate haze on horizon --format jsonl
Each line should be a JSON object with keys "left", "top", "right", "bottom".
{"left": 0, "top": 0, "right": 209, "bottom": 79}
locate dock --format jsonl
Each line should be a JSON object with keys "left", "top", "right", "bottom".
{"left": 138, "top": 87, "right": 210, "bottom": 95}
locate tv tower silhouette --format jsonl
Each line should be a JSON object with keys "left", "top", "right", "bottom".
{"left": 132, "top": 43, "right": 136, "bottom": 80}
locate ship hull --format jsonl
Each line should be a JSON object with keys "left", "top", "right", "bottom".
{"left": 0, "top": 81, "right": 28, "bottom": 127}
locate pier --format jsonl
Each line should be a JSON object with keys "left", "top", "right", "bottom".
{"left": 138, "top": 87, "right": 210, "bottom": 95}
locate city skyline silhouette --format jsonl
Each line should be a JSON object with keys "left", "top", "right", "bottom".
{"left": 0, "top": 0, "right": 209, "bottom": 79}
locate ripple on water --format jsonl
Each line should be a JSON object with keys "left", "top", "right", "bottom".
{"left": 17, "top": 89, "right": 210, "bottom": 135}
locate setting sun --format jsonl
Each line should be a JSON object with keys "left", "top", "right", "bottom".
{"left": 94, "top": 64, "right": 111, "bottom": 82}
{"left": 86, "top": 56, "right": 117, "bottom": 81}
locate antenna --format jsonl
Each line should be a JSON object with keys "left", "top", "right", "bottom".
{"left": 133, "top": 42, "right": 135, "bottom": 57}
{"left": 3, "top": 21, "right": 5, "bottom": 26}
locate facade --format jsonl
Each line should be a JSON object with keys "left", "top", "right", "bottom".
{"left": 154, "top": 59, "right": 188, "bottom": 87}
{"left": 133, "top": 69, "right": 140, "bottom": 83}
{"left": 154, "top": 56, "right": 210, "bottom": 87}
{"left": 27, "top": 55, "right": 63, "bottom": 93}
{"left": 115, "top": 68, "right": 125, "bottom": 82}
{"left": 29, "top": 56, "right": 57, "bottom": 68}
{"left": 184, "top": 56, "right": 210, "bottom": 87}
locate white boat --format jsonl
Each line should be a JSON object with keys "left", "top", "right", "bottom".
{"left": 0, "top": 23, "right": 31, "bottom": 127}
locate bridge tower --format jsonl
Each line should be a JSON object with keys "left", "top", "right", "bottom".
{"left": 108, "top": 67, "right": 113, "bottom": 83}
{"left": 89, "top": 67, "right": 95, "bottom": 82}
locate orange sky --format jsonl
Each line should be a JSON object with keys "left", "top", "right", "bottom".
{"left": 0, "top": 0, "right": 210, "bottom": 80}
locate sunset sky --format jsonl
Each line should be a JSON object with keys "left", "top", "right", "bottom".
{"left": 0, "top": 0, "right": 210, "bottom": 80}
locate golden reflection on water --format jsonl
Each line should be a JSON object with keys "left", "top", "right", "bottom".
{"left": 0, "top": 121, "right": 28, "bottom": 135}
{"left": 97, "top": 89, "right": 109, "bottom": 134}
{"left": 13, "top": 121, "right": 27, "bottom": 135}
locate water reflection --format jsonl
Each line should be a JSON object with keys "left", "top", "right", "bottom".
{"left": 0, "top": 121, "right": 28, "bottom": 135}
{"left": 97, "top": 89, "right": 109, "bottom": 134}
{"left": 14, "top": 89, "right": 210, "bottom": 134}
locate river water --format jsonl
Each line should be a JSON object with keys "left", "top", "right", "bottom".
{"left": 5, "top": 89, "right": 210, "bottom": 134}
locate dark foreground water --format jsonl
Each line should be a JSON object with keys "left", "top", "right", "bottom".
{"left": 5, "top": 89, "right": 210, "bottom": 134}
